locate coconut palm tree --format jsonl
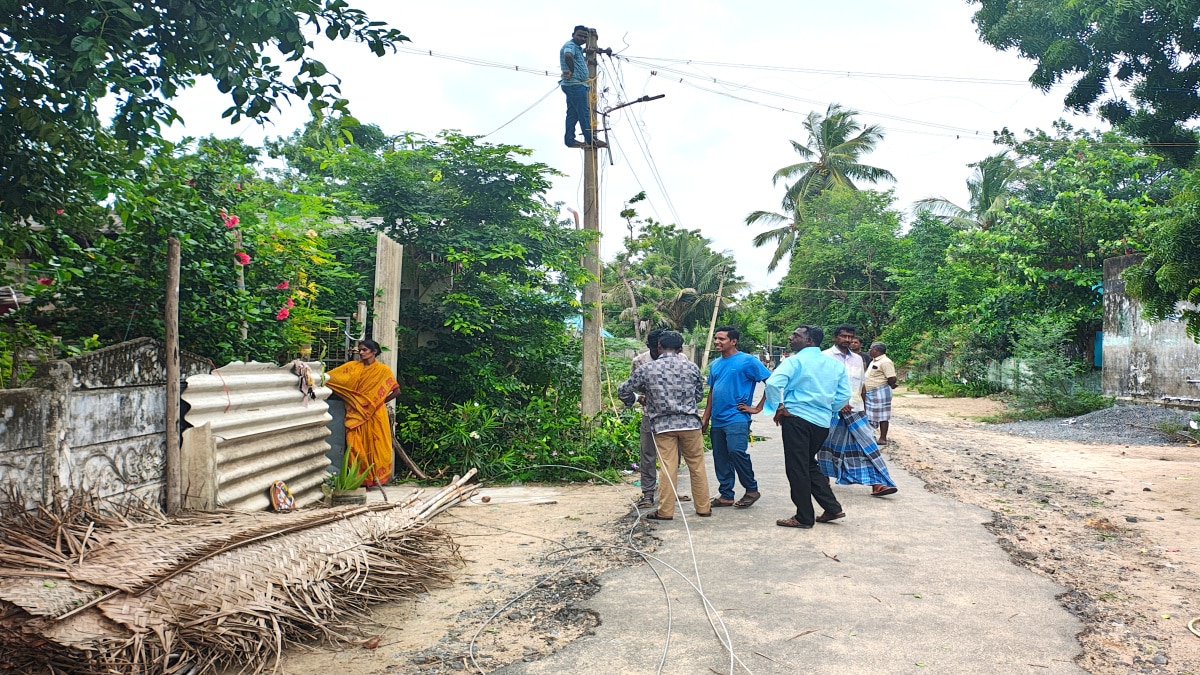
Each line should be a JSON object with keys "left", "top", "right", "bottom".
{"left": 914, "top": 153, "right": 1020, "bottom": 230}
{"left": 773, "top": 103, "right": 894, "bottom": 207}
{"left": 744, "top": 204, "right": 803, "bottom": 273}
{"left": 746, "top": 103, "right": 893, "bottom": 272}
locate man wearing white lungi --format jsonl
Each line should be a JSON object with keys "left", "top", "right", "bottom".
{"left": 864, "top": 341, "right": 899, "bottom": 444}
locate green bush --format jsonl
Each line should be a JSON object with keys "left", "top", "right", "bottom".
{"left": 1007, "top": 316, "right": 1113, "bottom": 419}
{"left": 396, "top": 396, "right": 639, "bottom": 482}
{"left": 910, "top": 374, "right": 998, "bottom": 398}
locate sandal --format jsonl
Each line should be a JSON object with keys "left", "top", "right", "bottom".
{"left": 679, "top": 495, "right": 691, "bottom": 502}
{"left": 871, "top": 486, "right": 898, "bottom": 497}
{"left": 636, "top": 497, "right": 654, "bottom": 509}
{"left": 695, "top": 511, "right": 711, "bottom": 517}
{"left": 710, "top": 497, "right": 735, "bottom": 508}
{"left": 734, "top": 492, "right": 761, "bottom": 508}
{"left": 644, "top": 512, "right": 673, "bottom": 521}
{"left": 815, "top": 511, "right": 845, "bottom": 523}
{"left": 775, "top": 516, "right": 813, "bottom": 529}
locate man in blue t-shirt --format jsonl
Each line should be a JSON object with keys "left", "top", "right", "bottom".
{"left": 701, "top": 326, "right": 773, "bottom": 509}
{"left": 558, "top": 25, "right": 607, "bottom": 148}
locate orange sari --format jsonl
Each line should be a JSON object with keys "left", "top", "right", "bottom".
{"left": 325, "top": 360, "right": 399, "bottom": 486}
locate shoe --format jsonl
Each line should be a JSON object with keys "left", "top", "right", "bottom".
{"left": 734, "top": 492, "right": 761, "bottom": 508}
{"left": 696, "top": 511, "right": 711, "bottom": 517}
{"left": 636, "top": 497, "right": 654, "bottom": 509}
{"left": 568, "top": 141, "right": 586, "bottom": 148}
{"left": 871, "top": 485, "right": 898, "bottom": 497}
{"left": 590, "top": 140, "right": 608, "bottom": 148}
{"left": 815, "top": 511, "right": 846, "bottom": 523}
{"left": 710, "top": 497, "right": 735, "bottom": 507}
{"left": 775, "top": 516, "right": 813, "bottom": 529}
{"left": 645, "top": 511, "right": 673, "bottom": 521}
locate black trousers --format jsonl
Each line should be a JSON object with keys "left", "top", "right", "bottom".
{"left": 781, "top": 416, "right": 842, "bottom": 526}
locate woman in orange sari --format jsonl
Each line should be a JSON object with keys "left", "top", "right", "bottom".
{"left": 325, "top": 339, "right": 400, "bottom": 487}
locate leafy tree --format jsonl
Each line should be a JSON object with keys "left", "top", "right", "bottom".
{"left": 896, "top": 124, "right": 1176, "bottom": 382}
{"left": 1, "top": 0, "right": 407, "bottom": 277}
{"left": 880, "top": 211, "right": 957, "bottom": 364}
{"left": 970, "top": 0, "right": 1200, "bottom": 166}
{"left": 276, "top": 130, "right": 592, "bottom": 406}
{"left": 767, "top": 188, "right": 904, "bottom": 342}
{"left": 1123, "top": 169, "right": 1200, "bottom": 340}
{"left": 13, "top": 137, "right": 353, "bottom": 367}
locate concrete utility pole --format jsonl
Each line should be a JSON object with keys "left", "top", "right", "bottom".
{"left": 580, "top": 27, "right": 603, "bottom": 417}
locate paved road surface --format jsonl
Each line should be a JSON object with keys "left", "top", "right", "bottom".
{"left": 498, "top": 402, "right": 1084, "bottom": 675}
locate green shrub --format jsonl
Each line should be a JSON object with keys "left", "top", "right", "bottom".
{"left": 396, "top": 396, "right": 639, "bottom": 482}
{"left": 910, "top": 374, "right": 998, "bottom": 398}
{"left": 1006, "top": 316, "right": 1113, "bottom": 419}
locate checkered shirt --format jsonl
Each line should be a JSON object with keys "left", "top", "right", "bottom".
{"left": 617, "top": 352, "right": 704, "bottom": 434}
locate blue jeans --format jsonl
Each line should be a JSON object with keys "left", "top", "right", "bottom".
{"left": 710, "top": 421, "right": 756, "bottom": 500}
{"left": 562, "top": 85, "right": 593, "bottom": 145}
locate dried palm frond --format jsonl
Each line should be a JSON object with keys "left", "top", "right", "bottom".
{"left": 0, "top": 471, "right": 476, "bottom": 674}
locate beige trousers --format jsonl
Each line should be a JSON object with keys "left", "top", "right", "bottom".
{"left": 652, "top": 429, "right": 711, "bottom": 518}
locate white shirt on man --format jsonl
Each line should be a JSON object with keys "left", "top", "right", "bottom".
{"left": 824, "top": 347, "right": 865, "bottom": 412}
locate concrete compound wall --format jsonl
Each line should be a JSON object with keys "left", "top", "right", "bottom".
{"left": 0, "top": 338, "right": 210, "bottom": 509}
{"left": 1103, "top": 255, "right": 1200, "bottom": 407}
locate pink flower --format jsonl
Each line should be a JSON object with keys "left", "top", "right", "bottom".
{"left": 276, "top": 307, "right": 290, "bottom": 320}
{"left": 286, "top": 297, "right": 295, "bottom": 308}
{"left": 55, "top": 209, "right": 64, "bottom": 215}
{"left": 223, "top": 214, "right": 240, "bottom": 229}
{"left": 36, "top": 278, "right": 53, "bottom": 286}
{"left": 234, "top": 251, "right": 250, "bottom": 265}
{"left": 276, "top": 280, "right": 289, "bottom": 290}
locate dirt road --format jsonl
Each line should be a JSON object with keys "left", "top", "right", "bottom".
{"left": 886, "top": 394, "right": 1199, "bottom": 674}
{"left": 277, "top": 393, "right": 1199, "bottom": 674}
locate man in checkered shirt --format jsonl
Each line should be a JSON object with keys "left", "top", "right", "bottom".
{"left": 618, "top": 331, "right": 712, "bottom": 520}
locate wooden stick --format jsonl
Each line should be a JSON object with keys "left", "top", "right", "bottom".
{"left": 165, "top": 237, "right": 182, "bottom": 514}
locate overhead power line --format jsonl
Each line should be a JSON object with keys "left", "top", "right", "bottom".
{"left": 619, "top": 55, "right": 1037, "bottom": 86}
{"left": 616, "top": 56, "right": 985, "bottom": 135}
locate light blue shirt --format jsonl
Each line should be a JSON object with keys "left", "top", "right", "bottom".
{"left": 763, "top": 346, "right": 850, "bottom": 428}
{"left": 559, "top": 39, "right": 589, "bottom": 87}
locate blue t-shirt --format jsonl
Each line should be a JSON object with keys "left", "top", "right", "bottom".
{"left": 707, "top": 351, "right": 773, "bottom": 427}
{"left": 559, "top": 40, "right": 589, "bottom": 87}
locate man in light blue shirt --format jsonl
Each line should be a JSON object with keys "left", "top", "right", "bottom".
{"left": 701, "top": 326, "right": 772, "bottom": 509}
{"left": 764, "top": 325, "right": 850, "bottom": 529}
{"left": 558, "top": 25, "right": 606, "bottom": 148}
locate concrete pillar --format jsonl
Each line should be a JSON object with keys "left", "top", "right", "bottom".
{"left": 372, "top": 232, "right": 404, "bottom": 408}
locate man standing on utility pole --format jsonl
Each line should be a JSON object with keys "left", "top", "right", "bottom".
{"left": 559, "top": 25, "right": 606, "bottom": 148}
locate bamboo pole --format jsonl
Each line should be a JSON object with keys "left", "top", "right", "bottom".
{"left": 699, "top": 269, "right": 727, "bottom": 373}
{"left": 165, "top": 238, "right": 181, "bottom": 514}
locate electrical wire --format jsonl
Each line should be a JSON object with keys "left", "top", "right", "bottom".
{"left": 620, "top": 55, "right": 1038, "bottom": 86}
{"left": 482, "top": 85, "right": 560, "bottom": 137}
{"left": 459, "top": 464, "right": 748, "bottom": 674}
{"left": 617, "top": 56, "right": 985, "bottom": 135}
{"left": 601, "top": 58, "right": 686, "bottom": 227}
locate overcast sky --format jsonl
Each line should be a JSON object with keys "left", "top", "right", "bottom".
{"left": 167, "top": 0, "right": 1095, "bottom": 293}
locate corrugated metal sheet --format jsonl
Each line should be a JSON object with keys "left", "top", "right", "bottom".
{"left": 181, "top": 361, "right": 332, "bottom": 511}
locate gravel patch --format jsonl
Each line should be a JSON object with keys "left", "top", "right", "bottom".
{"left": 991, "top": 403, "right": 1196, "bottom": 445}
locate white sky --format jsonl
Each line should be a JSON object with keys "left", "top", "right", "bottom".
{"left": 165, "top": 0, "right": 1095, "bottom": 292}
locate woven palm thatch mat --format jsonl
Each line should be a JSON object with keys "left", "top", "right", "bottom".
{"left": 0, "top": 471, "right": 476, "bottom": 674}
